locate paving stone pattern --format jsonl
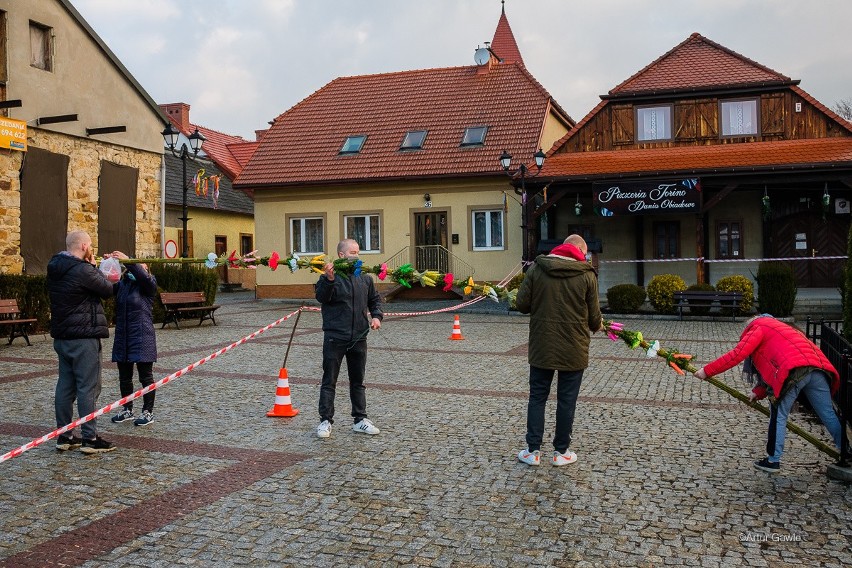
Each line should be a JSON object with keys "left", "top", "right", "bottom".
{"left": 0, "top": 295, "right": 850, "bottom": 567}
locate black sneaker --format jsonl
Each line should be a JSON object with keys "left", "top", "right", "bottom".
{"left": 80, "top": 437, "right": 117, "bottom": 454}
{"left": 56, "top": 435, "right": 82, "bottom": 451}
{"left": 754, "top": 458, "right": 780, "bottom": 473}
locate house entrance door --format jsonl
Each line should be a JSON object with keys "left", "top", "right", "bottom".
{"left": 414, "top": 211, "right": 448, "bottom": 272}
{"left": 215, "top": 236, "right": 228, "bottom": 283}
{"left": 772, "top": 211, "right": 846, "bottom": 287}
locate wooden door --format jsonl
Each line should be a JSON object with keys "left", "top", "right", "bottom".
{"left": 215, "top": 236, "right": 228, "bottom": 283}
{"left": 773, "top": 212, "right": 846, "bottom": 287}
{"left": 414, "top": 211, "right": 448, "bottom": 272}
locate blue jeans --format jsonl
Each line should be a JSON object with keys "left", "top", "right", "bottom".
{"left": 766, "top": 370, "right": 842, "bottom": 462}
{"left": 318, "top": 337, "right": 368, "bottom": 424}
{"left": 54, "top": 338, "right": 102, "bottom": 440}
{"left": 525, "top": 366, "right": 584, "bottom": 453}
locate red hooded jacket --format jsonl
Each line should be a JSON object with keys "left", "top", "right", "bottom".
{"left": 703, "top": 316, "right": 839, "bottom": 400}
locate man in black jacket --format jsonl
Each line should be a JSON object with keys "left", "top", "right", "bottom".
{"left": 315, "top": 239, "right": 383, "bottom": 439}
{"left": 47, "top": 230, "right": 117, "bottom": 454}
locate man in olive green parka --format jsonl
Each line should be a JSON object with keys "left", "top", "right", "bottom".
{"left": 514, "top": 234, "right": 603, "bottom": 467}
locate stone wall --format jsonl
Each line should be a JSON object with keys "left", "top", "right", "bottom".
{"left": 0, "top": 128, "right": 162, "bottom": 273}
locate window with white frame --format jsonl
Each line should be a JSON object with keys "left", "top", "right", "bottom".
{"left": 29, "top": 21, "right": 52, "bottom": 71}
{"left": 636, "top": 106, "right": 672, "bottom": 141}
{"left": 290, "top": 216, "right": 324, "bottom": 254}
{"left": 344, "top": 214, "right": 380, "bottom": 253}
{"left": 472, "top": 209, "right": 504, "bottom": 250}
{"left": 720, "top": 99, "right": 758, "bottom": 136}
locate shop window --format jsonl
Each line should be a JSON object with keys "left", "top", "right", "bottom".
{"left": 344, "top": 213, "right": 381, "bottom": 253}
{"left": 472, "top": 209, "right": 504, "bottom": 250}
{"left": 720, "top": 99, "right": 758, "bottom": 136}
{"left": 716, "top": 220, "right": 742, "bottom": 259}
{"left": 636, "top": 105, "right": 672, "bottom": 141}
{"left": 653, "top": 221, "right": 680, "bottom": 259}
{"left": 30, "top": 21, "right": 52, "bottom": 71}
{"left": 290, "top": 216, "right": 324, "bottom": 254}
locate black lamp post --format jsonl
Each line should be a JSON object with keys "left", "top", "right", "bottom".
{"left": 500, "top": 148, "right": 546, "bottom": 263}
{"left": 162, "top": 123, "right": 206, "bottom": 257}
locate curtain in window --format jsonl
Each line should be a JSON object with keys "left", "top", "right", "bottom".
{"left": 30, "top": 26, "right": 47, "bottom": 69}
{"left": 369, "top": 215, "right": 380, "bottom": 250}
{"left": 722, "top": 102, "right": 756, "bottom": 135}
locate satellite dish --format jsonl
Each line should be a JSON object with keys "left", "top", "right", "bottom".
{"left": 474, "top": 47, "right": 490, "bottom": 66}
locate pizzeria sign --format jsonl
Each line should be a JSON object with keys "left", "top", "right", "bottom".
{"left": 593, "top": 178, "right": 701, "bottom": 216}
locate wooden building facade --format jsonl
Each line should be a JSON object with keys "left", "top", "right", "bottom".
{"left": 528, "top": 33, "right": 852, "bottom": 293}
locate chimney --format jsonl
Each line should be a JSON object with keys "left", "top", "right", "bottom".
{"left": 159, "top": 102, "right": 191, "bottom": 132}
{"left": 255, "top": 129, "right": 268, "bottom": 141}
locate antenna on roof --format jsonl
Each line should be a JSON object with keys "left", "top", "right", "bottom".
{"left": 474, "top": 44, "right": 491, "bottom": 66}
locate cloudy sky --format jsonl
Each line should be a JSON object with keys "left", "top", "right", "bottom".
{"left": 73, "top": 0, "right": 852, "bottom": 140}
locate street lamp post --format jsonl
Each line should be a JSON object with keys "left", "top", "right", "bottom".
{"left": 500, "top": 148, "right": 546, "bottom": 264}
{"left": 162, "top": 123, "right": 206, "bottom": 258}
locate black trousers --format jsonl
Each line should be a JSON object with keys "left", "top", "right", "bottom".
{"left": 525, "top": 366, "right": 584, "bottom": 453}
{"left": 117, "top": 361, "right": 155, "bottom": 413}
{"left": 318, "top": 337, "right": 368, "bottom": 424}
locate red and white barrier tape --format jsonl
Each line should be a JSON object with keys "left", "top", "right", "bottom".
{"left": 599, "top": 255, "right": 847, "bottom": 264}
{"left": 0, "top": 308, "right": 301, "bottom": 463}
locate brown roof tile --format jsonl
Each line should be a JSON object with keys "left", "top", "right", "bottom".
{"left": 609, "top": 32, "right": 793, "bottom": 96}
{"left": 542, "top": 138, "right": 852, "bottom": 178}
{"left": 236, "top": 63, "right": 563, "bottom": 188}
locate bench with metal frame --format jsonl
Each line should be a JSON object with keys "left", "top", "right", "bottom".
{"left": 673, "top": 290, "right": 743, "bottom": 321}
{"left": 160, "top": 292, "right": 220, "bottom": 329}
{"left": 0, "top": 299, "right": 38, "bottom": 345}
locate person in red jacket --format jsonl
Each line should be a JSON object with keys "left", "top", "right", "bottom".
{"left": 693, "top": 314, "right": 843, "bottom": 473}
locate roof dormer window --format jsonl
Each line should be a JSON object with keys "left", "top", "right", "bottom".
{"left": 400, "top": 130, "right": 427, "bottom": 150}
{"left": 461, "top": 126, "right": 488, "bottom": 146}
{"left": 339, "top": 135, "right": 366, "bottom": 154}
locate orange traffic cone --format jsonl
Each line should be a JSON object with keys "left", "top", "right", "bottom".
{"left": 267, "top": 368, "right": 299, "bottom": 417}
{"left": 449, "top": 314, "right": 465, "bottom": 340}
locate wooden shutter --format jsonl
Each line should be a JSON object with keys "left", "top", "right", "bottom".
{"left": 761, "top": 93, "right": 785, "bottom": 138}
{"left": 673, "top": 101, "right": 696, "bottom": 140}
{"left": 695, "top": 101, "right": 718, "bottom": 139}
{"left": 610, "top": 105, "right": 634, "bottom": 146}
{"left": 98, "top": 160, "right": 138, "bottom": 256}
{"left": 20, "top": 147, "right": 68, "bottom": 274}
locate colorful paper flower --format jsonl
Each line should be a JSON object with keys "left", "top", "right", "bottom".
{"left": 464, "top": 276, "right": 474, "bottom": 295}
{"left": 378, "top": 263, "right": 388, "bottom": 281}
{"left": 287, "top": 253, "right": 299, "bottom": 273}
{"left": 205, "top": 252, "right": 218, "bottom": 269}
{"left": 443, "top": 273, "right": 454, "bottom": 292}
{"left": 268, "top": 251, "right": 280, "bottom": 271}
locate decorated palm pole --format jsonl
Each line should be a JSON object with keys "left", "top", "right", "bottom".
{"left": 604, "top": 320, "right": 840, "bottom": 460}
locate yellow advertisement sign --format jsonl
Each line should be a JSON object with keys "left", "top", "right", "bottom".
{"left": 0, "top": 117, "right": 27, "bottom": 151}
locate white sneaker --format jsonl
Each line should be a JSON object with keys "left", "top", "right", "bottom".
{"left": 517, "top": 449, "right": 541, "bottom": 466}
{"left": 316, "top": 420, "right": 331, "bottom": 438}
{"left": 552, "top": 450, "right": 577, "bottom": 466}
{"left": 352, "top": 418, "right": 380, "bottom": 435}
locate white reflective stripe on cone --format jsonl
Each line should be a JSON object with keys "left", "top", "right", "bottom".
{"left": 274, "top": 395, "right": 292, "bottom": 405}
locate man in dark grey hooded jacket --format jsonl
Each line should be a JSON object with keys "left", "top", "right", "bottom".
{"left": 514, "top": 234, "right": 603, "bottom": 467}
{"left": 47, "top": 230, "right": 117, "bottom": 453}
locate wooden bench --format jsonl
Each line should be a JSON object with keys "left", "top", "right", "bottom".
{"left": 0, "top": 299, "right": 38, "bottom": 345}
{"left": 160, "top": 292, "right": 220, "bottom": 329}
{"left": 673, "top": 291, "right": 743, "bottom": 321}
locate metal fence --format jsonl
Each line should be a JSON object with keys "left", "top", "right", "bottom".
{"left": 806, "top": 317, "right": 850, "bottom": 466}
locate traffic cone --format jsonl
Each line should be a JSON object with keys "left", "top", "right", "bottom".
{"left": 448, "top": 314, "right": 465, "bottom": 340}
{"left": 267, "top": 368, "right": 299, "bottom": 417}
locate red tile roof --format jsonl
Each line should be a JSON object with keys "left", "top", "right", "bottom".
{"left": 189, "top": 124, "right": 250, "bottom": 180}
{"left": 490, "top": 8, "right": 523, "bottom": 66}
{"left": 542, "top": 138, "right": 852, "bottom": 178}
{"left": 236, "top": 63, "right": 566, "bottom": 188}
{"left": 609, "top": 33, "right": 793, "bottom": 96}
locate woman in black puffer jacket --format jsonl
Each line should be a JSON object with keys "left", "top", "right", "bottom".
{"left": 109, "top": 254, "right": 159, "bottom": 427}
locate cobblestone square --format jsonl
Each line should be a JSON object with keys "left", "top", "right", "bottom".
{"left": 1, "top": 295, "right": 850, "bottom": 567}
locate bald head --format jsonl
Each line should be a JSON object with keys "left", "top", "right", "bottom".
{"left": 564, "top": 234, "right": 588, "bottom": 254}
{"left": 66, "top": 230, "right": 92, "bottom": 259}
